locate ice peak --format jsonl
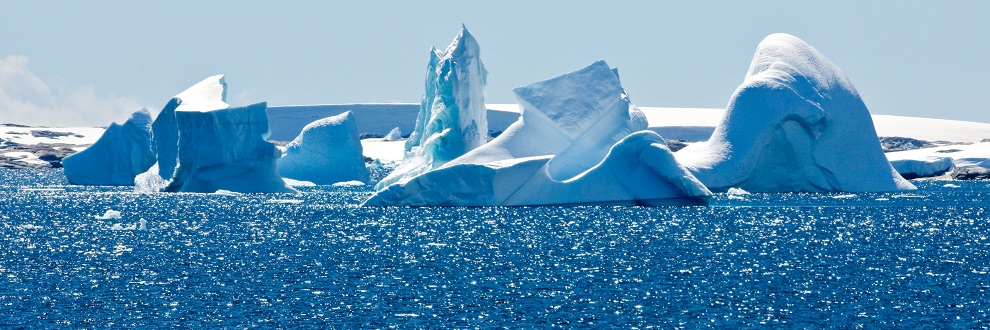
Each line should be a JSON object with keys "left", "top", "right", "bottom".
{"left": 128, "top": 107, "right": 153, "bottom": 128}
{"left": 513, "top": 60, "right": 624, "bottom": 140}
{"left": 676, "top": 33, "right": 914, "bottom": 193}
{"left": 376, "top": 26, "right": 489, "bottom": 190}
{"left": 175, "top": 74, "right": 229, "bottom": 112}
{"left": 445, "top": 25, "right": 481, "bottom": 60}
{"left": 746, "top": 33, "right": 855, "bottom": 97}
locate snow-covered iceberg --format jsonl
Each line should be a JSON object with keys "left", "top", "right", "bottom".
{"left": 375, "top": 25, "right": 488, "bottom": 190}
{"left": 62, "top": 108, "right": 155, "bottom": 185}
{"left": 277, "top": 111, "right": 369, "bottom": 185}
{"left": 365, "top": 60, "right": 711, "bottom": 206}
{"left": 383, "top": 127, "right": 402, "bottom": 141}
{"left": 447, "top": 61, "right": 648, "bottom": 171}
{"left": 675, "top": 33, "right": 915, "bottom": 192}
{"left": 164, "top": 102, "right": 294, "bottom": 193}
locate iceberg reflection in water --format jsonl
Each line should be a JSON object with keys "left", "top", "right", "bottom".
{"left": 1, "top": 169, "right": 988, "bottom": 328}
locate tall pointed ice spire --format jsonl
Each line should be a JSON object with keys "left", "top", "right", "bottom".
{"left": 377, "top": 25, "right": 489, "bottom": 190}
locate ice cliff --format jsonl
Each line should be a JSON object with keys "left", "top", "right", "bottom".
{"left": 164, "top": 102, "right": 293, "bottom": 193}
{"left": 277, "top": 111, "right": 369, "bottom": 185}
{"left": 62, "top": 108, "right": 155, "bottom": 185}
{"left": 365, "top": 61, "right": 711, "bottom": 206}
{"left": 675, "top": 33, "right": 915, "bottom": 192}
{"left": 375, "top": 25, "right": 488, "bottom": 190}
{"left": 153, "top": 75, "right": 228, "bottom": 180}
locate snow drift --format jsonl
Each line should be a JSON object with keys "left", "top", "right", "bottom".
{"left": 365, "top": 60, "right": 711, "bottom": 206}
{"left": 62, "top": 108, "right": 155, "bottom": 185}
{"left": 675, "top": 33, "right": 915, "bottom": 192}
{"left": 164, "top": 102, "right": 293, "bottom": 193}
{"left": 375, "top": 25, "right": 488, "bottom": 190}
{"left": 277, "top": 111, "right": 369, "bottom": 185}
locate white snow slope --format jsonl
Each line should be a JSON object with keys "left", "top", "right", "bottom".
{"left": 62, "top": 108, "right": 155, "bottom": 185}
{"left": 277, "top": 111, "right": 369, "bottom": 185}
{"left": 365, "top": 60, "right": 711, "bottom": 207}
{"left": 675, "top": 33, "right": 915, "bottom": 193}
{"left": 375, "top": 25, "right": 489, "bottom": 190}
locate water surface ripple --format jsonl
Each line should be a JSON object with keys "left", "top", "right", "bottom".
{"left": 1, "top": 169, "right": 988, "bottom": 327}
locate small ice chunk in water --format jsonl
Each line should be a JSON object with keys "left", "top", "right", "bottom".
{"left": 109, "top": 223, "right": 133, "bottom": 231}
{"left": 96, "top": 210, "right": 122, "bottom": 220}
{"left": 943, "top": 183, "right": 961, "bottom": 188}
{"left": 832, "top": 194, "right": 858, "bottom": 199}
{"left": 727, "top": 187, "right": 750, "bottom": 195}
{"left": 727, "top": 187, "right": 750, "bottom": 200}
{"left": 15, "top": 224, "right": 44, "bottom": 231}
{"left": 110, "top": 219, "right": 145, "bottom": 231}
{"left": 332, "top": 180, "right": 366, "bottom": 188}
{"left": 266, "top": 199, "right": 304, "bottom": 204}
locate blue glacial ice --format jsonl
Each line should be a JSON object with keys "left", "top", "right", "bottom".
{"left": 277, "top": 111, "right": 369, "bottom": 185}
{"left": 153, "top": 75, "right": 228, "bottom": 180}
{"left": 163, "top": 102, "right": 293, "bottom": 193}
{"left": 375, "top": 25, "right": 488, "bottom": 190}
{"left": 675, "top": 33, "right": 915, "bottom": 192}
{"left": 62, "top": 108, "right": 155, "bottom": 186}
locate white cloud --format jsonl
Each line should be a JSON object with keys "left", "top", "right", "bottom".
{"left": 0, "top": 55, "right": 147, "bottom": 127}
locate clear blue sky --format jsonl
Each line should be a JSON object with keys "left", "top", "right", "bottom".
{"left": 1, "top": 1, "right": 988, "bottom": 126}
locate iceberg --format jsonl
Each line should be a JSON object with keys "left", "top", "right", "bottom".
{"left": 375, "top": 25, "right": 488, "bottom": 190}
{"left": 365, "top": 60, "right": 711, "bottom": 206}
{"left": 138, "top": 75, "right": 228, "bottom": 186}
{"left": 277, "top": 111, "right": 370, "bottom": 185}
{"left": 448, "top": 60, "right": 648, "bottom": 171}
{"left": 62, "top": 108, "right": 155, "bottom": 185}
{"left": 383, "top": 127, "right": 402, "bottom": 141}
{"left": 164, "top": 102, "right": 294, "bottom": 193}
{"left": 675, "top": 33, "right": 915, "bottom": 192}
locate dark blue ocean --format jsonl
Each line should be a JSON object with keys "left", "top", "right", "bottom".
{"left": 1, "top": 169, "right": 988, "bottom": 328}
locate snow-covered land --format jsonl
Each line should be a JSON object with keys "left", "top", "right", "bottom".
{"left": 267, "top": 104, "right": 416, "bottom": 142}
{"left": 887, "top": 142, "right": 990, "bottom": 180}
{"left": 375, "top": 26, "right": 489, "bottom": 190}
{"left": 277, "top": 111, "right": 369, "bottom": 185}
{"left": 62, "top": 108, "right": 155, "bottom": 185}
{"left": 365, "top": 60, "right": 711, "bottom": 206}
{"left": 0, "top": 125, "right": 103, "bottom": 168}
{"left": 165, "top": 102, "right": 293, "bottom": 193}
{"left": 637, "top": 107, "right": 990, "bottom": 144}
{"left": 675, "top": 33, "right": 914, "bottom": 193}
